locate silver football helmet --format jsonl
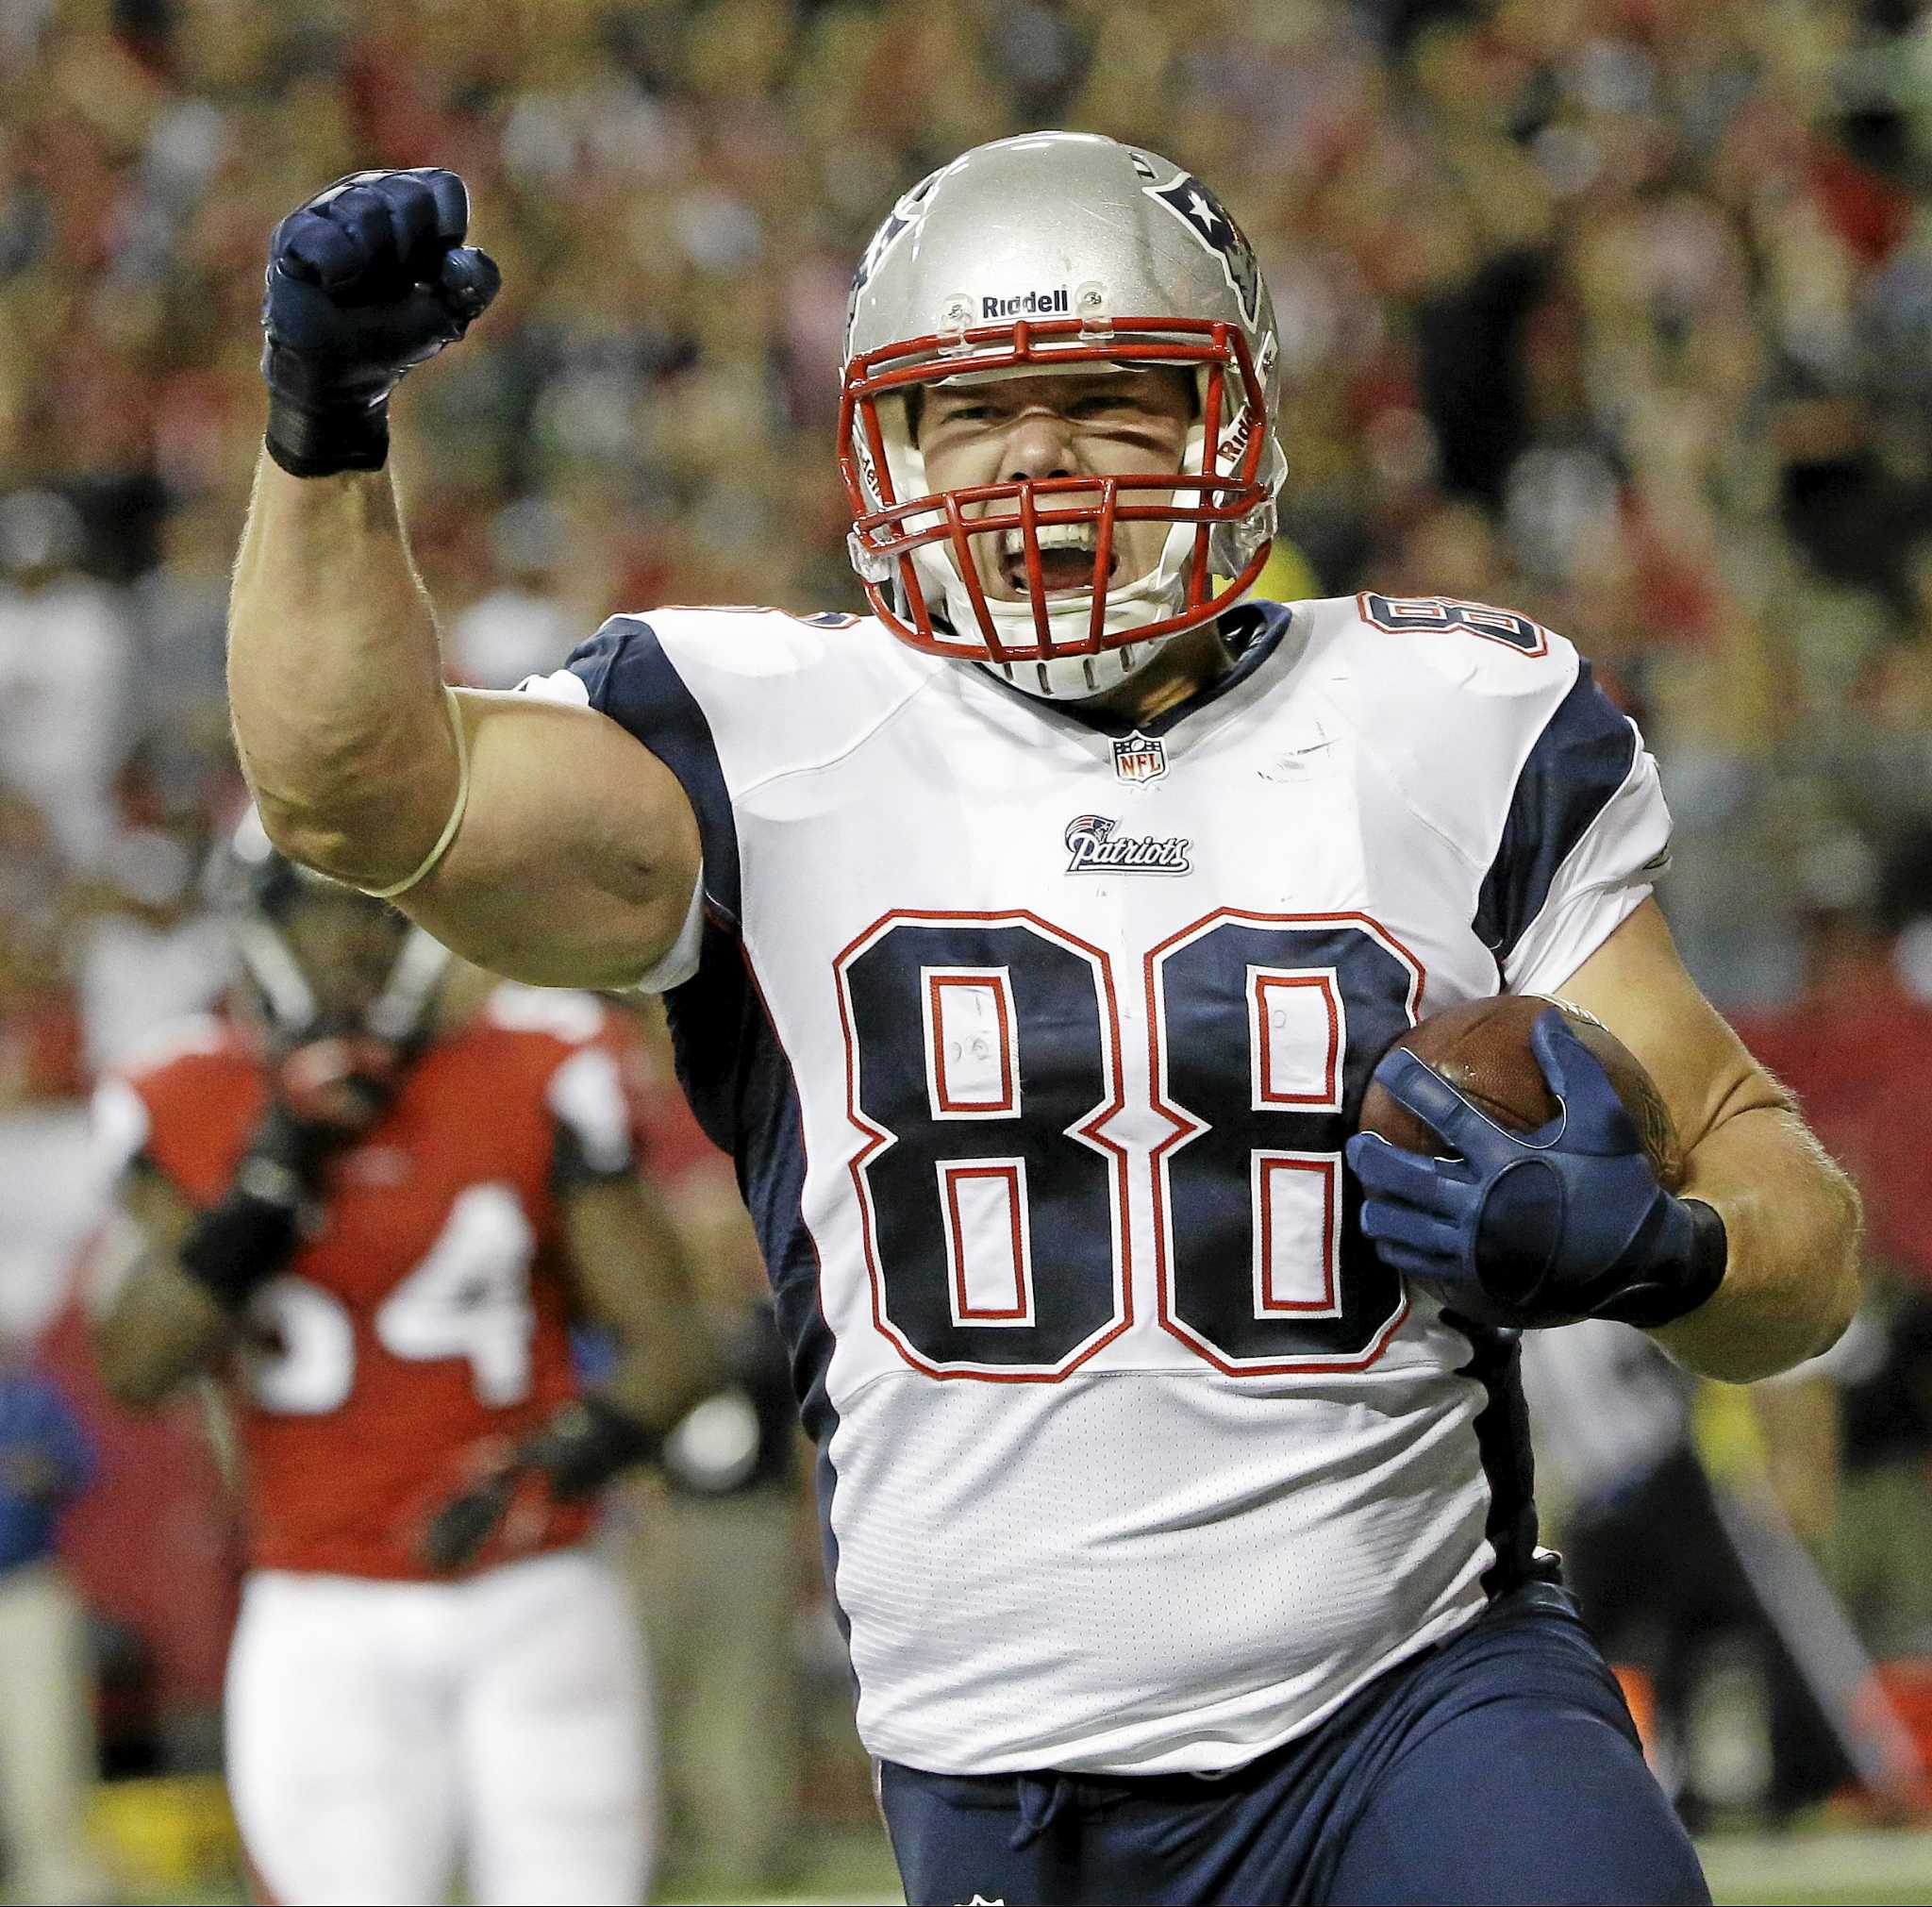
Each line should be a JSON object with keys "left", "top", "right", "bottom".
{"left": 841, "top": 131, "right": 1285, "bottom": 699}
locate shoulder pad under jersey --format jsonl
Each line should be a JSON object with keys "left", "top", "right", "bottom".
{"left": 1297, "top": 593, "right": 1671, "bottom": 988}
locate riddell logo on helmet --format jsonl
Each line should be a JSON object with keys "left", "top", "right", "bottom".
{"left": 981, "top": 287, "right": 1072, "bottom": 320}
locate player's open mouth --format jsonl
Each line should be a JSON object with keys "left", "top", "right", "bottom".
{"left": 995, "top": 523, "right": 1117, "bottom": 596}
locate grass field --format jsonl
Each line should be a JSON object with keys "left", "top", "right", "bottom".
{"left": 651, "top": 1826, "right": 1932, "bottom": 1905}
{"left": 81, "top": 1802, "right": 1932, "bottom": 1903}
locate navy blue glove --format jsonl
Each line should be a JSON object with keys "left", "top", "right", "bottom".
{"left": 1344, "top": 1008, "right": 1726, "bottom": 1330}
{"left": 260, "top": 168, "right": 500, "bottom": 478}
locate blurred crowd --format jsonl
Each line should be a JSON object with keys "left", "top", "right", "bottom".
{"left": 3, "top": 0, "right": 1932, "bottom": 1882}
{"left": 7, "top": 0, "right": 1932, "bottom": 1032}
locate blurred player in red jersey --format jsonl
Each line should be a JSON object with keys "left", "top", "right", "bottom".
{"left": 87, "top": 811, "right": 729, "bottom": 1907}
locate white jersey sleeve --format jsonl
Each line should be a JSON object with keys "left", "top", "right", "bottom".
{"left": 518, "top": 607, "right": 922, "bottom": 993}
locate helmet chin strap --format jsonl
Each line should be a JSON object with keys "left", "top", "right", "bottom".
{"left": 236, "top": 922, "right": 319, "bottom": 1034}
{"left": 235, "top": 921, "right": 452, "bottom": 1050}
{"left": 981, "top": 643, "right": 1147, "bottom": 701}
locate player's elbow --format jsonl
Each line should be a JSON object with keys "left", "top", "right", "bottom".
{"left": 1807, "top": 1174, "right": 1865, "bottom": 1361}
{"left": 1687, "top": 1176, "right": 1864, "bottom": 1386}
{"left": 251, "top": 791, "right": 341, "bottom": 882}
{"left": 244, "top": 704, "right": 463, "bottom": 892}
{"left": 249, "top": 769, "right": 390, "bottom": 889}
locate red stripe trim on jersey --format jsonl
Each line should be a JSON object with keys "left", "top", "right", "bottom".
{"left": 1253, "top": 969, "right": 1342, "bottom": 1108}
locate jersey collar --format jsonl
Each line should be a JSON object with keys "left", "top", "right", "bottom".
{"left": 974, "top": 599, "right": 1296, "bottom": 741}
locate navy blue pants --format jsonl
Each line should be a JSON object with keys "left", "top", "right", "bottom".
{"left": 877, "top": 1583, "right": 1708, "bottom": 1906}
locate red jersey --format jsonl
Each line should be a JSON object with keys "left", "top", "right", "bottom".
{"left": 100, "top": 986, "right": 640, "bottom": 1579}
{"left": 1735, "top": 969, "right": 1932, "bottom": 1289}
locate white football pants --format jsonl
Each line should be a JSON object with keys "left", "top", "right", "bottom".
{"left": 225, "top": 1549, "right": 655, "bottom": 1906}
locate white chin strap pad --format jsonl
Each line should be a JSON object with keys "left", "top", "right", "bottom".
{"left": 920, "top": 544, "right": 1194, "bottom": 700}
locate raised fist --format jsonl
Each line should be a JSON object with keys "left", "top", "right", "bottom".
{"left": 260, "top": 168, "right": 501, "bottom": 478}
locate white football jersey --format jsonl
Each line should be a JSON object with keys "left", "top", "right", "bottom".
{"left": 523, "top": 594, "right": 1671, "bottom": 1776}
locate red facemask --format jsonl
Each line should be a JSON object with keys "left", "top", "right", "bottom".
{"left": 839, "top": 314, "right": 1275, "bottom": 668}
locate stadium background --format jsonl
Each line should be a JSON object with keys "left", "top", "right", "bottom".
{"left": 2, "top": 0, "right": 1932, "bottom": 1899}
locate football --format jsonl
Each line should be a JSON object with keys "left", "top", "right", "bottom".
{"left": 1357, "top": 995, "right": 1684, "bottom": 1191}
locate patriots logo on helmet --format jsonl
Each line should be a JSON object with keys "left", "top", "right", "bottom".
{"left": 845, "top": 206, "right": 913, "bottom": 355}
{"left": 846, "top": 159, "right": 964, "bottom": 333}
{"left": 1145, "top": 174, "right": 1262, "bottom": 327}
{"left": 853, "top": 206, "right": 912, "bottom": 300}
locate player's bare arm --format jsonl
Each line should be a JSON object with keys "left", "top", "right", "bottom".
{"left": 91, "top": 1166, "right": 236, "bottom": 1410}
{"left": 557, "top": 1171, "right": 728, "bottom": 1436}
{"left": 227, "top": 171, "right": 698, "bottom": 989}
{"left": 1351, "top": 893, "right": 1862, "bottom": 1387}
{"left": 415, "top": 1167, "right": 754, "bottom": 1573}
{"left": 1556, "top": 898, "right": 1862, "bottom": 1382}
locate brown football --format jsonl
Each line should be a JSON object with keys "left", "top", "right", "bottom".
{"left": 1357, "top": 995, "right": 1683, "bottom": 1190}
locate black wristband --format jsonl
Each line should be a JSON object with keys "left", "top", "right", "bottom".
{"left": 524, "top": 1395, "right": 662, "bottom": 1501}
{"left": 1596, "top": 1196, "right": 1729, "bottom": 1330}
{"left": 263, "top": 393, "right": 391, "bottom": 479}
{"left": 177, "top": 1157, "right": 308, "bottom": 1312}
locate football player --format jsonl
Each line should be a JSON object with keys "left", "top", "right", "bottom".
{"left": 89, "top": 811, "right": 733, "bottom": 1906}
{"left": 225, "top": 141, "right": 1861, "bottom": 1905}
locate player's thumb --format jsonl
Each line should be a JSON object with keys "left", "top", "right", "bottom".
{"left": 438, "top": 244, "right": 501, "bottom": 325}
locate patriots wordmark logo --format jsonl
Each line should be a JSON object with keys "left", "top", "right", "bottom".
{"left": 1064, "top": 813, "right": 1191, "bottom": 876}
{"left": 1112, "top": 730, "right": 1168, "bottom": 783}
{"left": 1146, "top": 174, "right": 1263, "bottom": 328}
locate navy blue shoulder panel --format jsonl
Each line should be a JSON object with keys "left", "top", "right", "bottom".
{"left": 662, "top": 928, "right": 836, "bottom": 1450}
{"left": 1473, "top": 662, "right": 1638, "bottom": 969}
{"left": 566, "top": 615, "right": 741, "bottom": 928}
{"left": 663, "top": 926, "right": 858, "bottom": 1663}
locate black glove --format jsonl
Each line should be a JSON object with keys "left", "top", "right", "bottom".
{"left": 176, "top": 1103, "right": 332, "bottom": 1311}
{"left": 178, "top": 1035, "right": 407, "bottom": 1312}
{"left": 420, "top": 1395, "right": 661, "bottom": 1574}
{"left": 260, "top": 167, "right": 501, "bottom": 478}
{"left": 417, "top": 1464, "right": 525, "bottom": 1576}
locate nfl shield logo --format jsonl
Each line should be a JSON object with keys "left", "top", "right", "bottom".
{"left": 1112, "top": 731, "right": 1168, "bottom": 784}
